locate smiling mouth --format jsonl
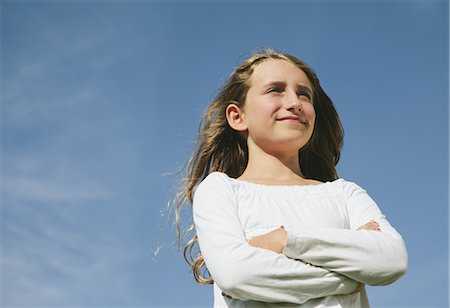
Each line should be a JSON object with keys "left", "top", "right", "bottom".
{"left": 277, "top": 116, "right": 307, "bottom": 125}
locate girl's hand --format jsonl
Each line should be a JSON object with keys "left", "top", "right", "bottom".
{"left": 225, "top": 228, "right": 287, "bottom": 300}
{"left": 248, "top": 223, "right": 376, "bottom": 295}
{"left": 353, "top": 220, "right": 380, "bottom": 294}
{"left": 357, "top": 220, "right": 381, "bottom": 231}
{"left": 352, "top": 282, "right": 365, "bottom": 294}
{"left": 248, "top": 226, "right": 287, "bottom": 254}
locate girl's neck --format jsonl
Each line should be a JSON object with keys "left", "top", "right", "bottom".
{"left": 239, "top": 144, "right": 304, "bottom": 183}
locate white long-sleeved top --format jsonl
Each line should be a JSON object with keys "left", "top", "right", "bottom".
{"left": 193, "top": 172, "right": 408, "bottom": 307}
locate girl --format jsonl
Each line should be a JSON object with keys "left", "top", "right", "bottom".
{"left": 175, "top": 48, "right": 407, "bottom": 307}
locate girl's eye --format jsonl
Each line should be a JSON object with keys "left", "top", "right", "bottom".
{"left": 298, "top": 91, "right": 312, "bottom": 100}
{"left": 267, "top": 87, "right": 283, "bottom": 94}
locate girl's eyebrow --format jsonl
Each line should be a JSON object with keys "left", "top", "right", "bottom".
{"left": 259, "top": 81, "right": 286, "bottom": 92}
{"left": 263, "top": 81, "right": 286, "bottom": 88}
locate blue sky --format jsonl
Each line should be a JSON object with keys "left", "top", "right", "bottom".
{"left": 1, "top": 0, "right": 448, "bottom": 307}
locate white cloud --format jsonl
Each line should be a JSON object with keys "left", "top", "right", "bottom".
{"left": 1, "top": 19, "right": 146, "bottom": 301}
{"left": 2, "top": 175, "right": 112, "bottom": 203}
{"left": 1, "top": 173, "right": 138, "bottom": 306}
{"left": 2, "top": 13, "right": 123, "bottom": 127}
{"left": 1, "top": 152, "right": 139, "bottom": 306}
{"left": 2, "top": 215, "right": 137, "bottom": 306}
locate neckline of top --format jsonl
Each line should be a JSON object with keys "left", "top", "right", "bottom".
{"left": 221, "top": 172, "right": 342, "bottom": 189}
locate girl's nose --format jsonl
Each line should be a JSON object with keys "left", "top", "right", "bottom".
{"left": 285, "top": 90, "right": 303, "bottom": 112}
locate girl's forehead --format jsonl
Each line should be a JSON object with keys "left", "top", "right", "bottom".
{"left": 249, "top": 59, "right": 312, "bottom": 88}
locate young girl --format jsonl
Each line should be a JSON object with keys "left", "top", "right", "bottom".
{"left": 175, "top": 48, "right": 407, "bottom": 307}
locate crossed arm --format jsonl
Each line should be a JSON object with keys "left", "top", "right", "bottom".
{"left": 246, "top": 220, "right": 381, "bottom": 295}
{"left": 249, "top": 221, "right": 380, "bottom": 254}
{"left": 193, "top": 173, "right": 408, "bottom": 304}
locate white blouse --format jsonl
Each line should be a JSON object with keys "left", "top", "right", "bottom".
{"left": 193, "top": 172, "right": 407, "bottom": 307}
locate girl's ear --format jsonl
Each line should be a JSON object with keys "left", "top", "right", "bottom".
{"left": 226, "top": 102, "right": 247, "bottom": 132}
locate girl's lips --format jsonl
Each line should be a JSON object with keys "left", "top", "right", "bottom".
{"left": 277, "top": 116, "right": 306, "bottom": 124}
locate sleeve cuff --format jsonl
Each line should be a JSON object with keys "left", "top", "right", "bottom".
{"left": 281, "top": 232, "right": 302, "bottom": 259}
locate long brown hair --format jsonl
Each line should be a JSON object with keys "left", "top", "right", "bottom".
{"left": 174, "top": 48, "right": 344, "bottom": 285}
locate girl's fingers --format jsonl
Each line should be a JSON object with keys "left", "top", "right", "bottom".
{"left": 358, "top": 220, "right": 381, "bottom": 231}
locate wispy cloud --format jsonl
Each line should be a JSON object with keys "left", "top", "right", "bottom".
{"left": 2, "top": 217, "right": 136, "bottom": 306}
{"left": 1, "top": 4, "right": 154, "bottom": 303}
{"left": 2, "top": 5, "right": 126, "bottom": 128}
{"left": 2, "top": 23, "right": 139, "bottom": 302}
{"left": 3, "top": 175, "right": 112, "bottom": 203}
{"left": 1, "top": 155, "right": 139, "bottom": 306}
{"left": 1, "top": 138, "right": 170, "bottom": 305}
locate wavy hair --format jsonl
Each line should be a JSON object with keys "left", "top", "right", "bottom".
{"left": 174, "top": 48, "right": 344, "bottom": 285}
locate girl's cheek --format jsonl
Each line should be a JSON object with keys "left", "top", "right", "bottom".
{"left": 268, "top": 101, "right": 283, "bottom": 113}
{"left": 306, "top": 107, "right": 315, "bottom": 119}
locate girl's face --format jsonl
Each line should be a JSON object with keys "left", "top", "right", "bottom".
{"left": 241, "top": 59, "right": 316, "bottom": 155}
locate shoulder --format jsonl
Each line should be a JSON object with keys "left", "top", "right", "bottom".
{"left": 331, "top": 178, "right": 369, "bottom": 198}
{"left": 194, "top": 172, "right": 234, "bottom": 201}
{"left": 193, "top": 172, "right": 237, "bottom": 215}
{"left": 196, "top": 172, "right": 231, "bottom": 191}
{"left": 332, "top": 178, "right": 380, "bottom": 215}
